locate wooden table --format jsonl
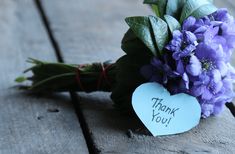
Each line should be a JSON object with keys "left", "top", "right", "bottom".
{"left": 0, "top": 0, "right": 234, "bottom": 153}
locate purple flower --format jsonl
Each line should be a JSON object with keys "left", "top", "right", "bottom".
{"left": 141, "top": 57, "right": 179, "bottom": 84}
{"left": 166, "top": 30, "right": 197, "bottom": 60}
{"left": 186, "top": 55, "right": 202, "bottom": 76}
{"left": 195, "top": 43, "right": 227, "bottom": 76}
{"left": 183, "top": 9, "right": 235, "bottom": 61}
{"left": 191, "top": 71, "right": 223, "bottom": 100}
{"left": 199, "top": 75, "right": 235, "bottom": 117}
{"left": 141, "top": 9, "right": 235, "bottom": 118}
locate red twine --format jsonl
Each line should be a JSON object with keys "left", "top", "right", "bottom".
{"left": 96, "top": 63, "right": 112, "bottom": 90}
{"left": 76, "top": 65, "right": 86, "bottom": 91}
{"left": 76, "top": 63, "right": 112, "bottom": 91}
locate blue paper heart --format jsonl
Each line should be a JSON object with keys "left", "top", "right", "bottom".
{"left": 132, "top": 82, "right": 201, "bottom": 136}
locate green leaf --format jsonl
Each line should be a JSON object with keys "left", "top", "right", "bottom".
{"left": 144, "top": 0, "right": 168, "bottom": 18}
{"left": 180, "top": 0, "right": 217, "bottom": 23}
{"left": 121, "top": 29, "right": 152, "bottom": 56}
{"left": 149, "top": 16, "right": 169, "bottom": 55}
{"left": 111, "top": 54, "right": 150, "bottom": 112}
{"left": 15, "top": 76, "right": 27, "bottom": 83}
{"left": 115, "top": 55, "right": 149, "bottom": 84}
{"left": 152, "top": 4, "right": 160, "bottom": 17}
{"left": 166, "top": 0, "right": 186, "bottom": 19}
{"left": 156, "top": 0, "right": 168, "bottom": 18}
{"left": 164, "top": 15, "right": 181, "bottom": 34}
{"left": 143, "top": 0, "right": 159, "bottom": 4}
{"left": 190, "top": 4, "right": 217, "bottom": 19}
{"left": 29, "top": 72, "right": 75, "bottom": 90}
{"left": 125, "top": 17, "right": 157, "bottom": 56}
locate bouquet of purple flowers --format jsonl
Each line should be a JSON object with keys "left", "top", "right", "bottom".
{"left": 141, "top": 8, "right": 235, "bottom": 118}
{"left": 17, "top": 0, "right": 235, "bottom": 118}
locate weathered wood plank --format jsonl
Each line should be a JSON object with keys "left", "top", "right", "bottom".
{"left": 40, "top": 0, "right": 153, "bottom": 64}
{"left": 70, "top": 93, "right": 235, "bottom": 154}
{"left": 0, "top": 0, "right": 88, "bottom": 153}
{"left": 41, "top": 0, "right": 235, "bottom": 153}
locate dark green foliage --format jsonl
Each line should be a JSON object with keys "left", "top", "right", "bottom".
{"left": 121, "top": 28, "right": 152, "bottom": 56}
{"left": 164, "top": 15, "right": 181, "bottom": 34}
{"left": 111, "top": 54, "right": 151, "bottom": 112}
{"left": 166, "top": 0, "right": 186, "bottom": 19}
{"left": 125, "top": 16, "right": 157, "bottom": 56}
{"left": 180, "top": 0, "right": 217, "bottom": 23}
{"left": 149, "top": 15, "right": 169, "bottom": 55}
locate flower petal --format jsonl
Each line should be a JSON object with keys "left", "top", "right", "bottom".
{"left": 216, "top": 61, "right": 228, "bottom": 76}
{"left": 183, "top": 16, "right": 196, "bottom": 31}
{"left": 186, "top": 55, "right": 202, "bottom": 76}
{"left": 210, "top": 69, "right": 221, "bottom": 83}
{"left": 176, "top": 60, "right": 184, "bottom": 74}
{"left": 182, "top": 73, "right": 189, "bottom": 89}
{"left": 201, "top": 89, "right": 213, "bottom": 100}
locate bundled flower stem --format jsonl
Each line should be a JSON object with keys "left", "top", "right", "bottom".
{"left": 16, "top": 58, "right": 117, "bottom": 93}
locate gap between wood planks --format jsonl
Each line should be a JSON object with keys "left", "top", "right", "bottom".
{"left": 33, "top": 0, "right": 235, "bottom": 153}
{"left": 34, "top": 0, "right": 99, "bottom": 153}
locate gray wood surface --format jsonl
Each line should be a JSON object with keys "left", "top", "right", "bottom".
{"left": 0, "top": 0, "right": 88, "bottom": 153}
{"left": 41, "top": 0, "right": 235, "bottom": 153}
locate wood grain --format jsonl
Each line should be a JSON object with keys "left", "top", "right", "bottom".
{"left": 41, "top": 0, "right": 235, "bottom": 153}
{"left": 0, "top": 0, "right": 88, "bottom": 153}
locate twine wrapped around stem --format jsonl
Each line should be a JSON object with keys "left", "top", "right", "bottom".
{"left": 16, "top": 58, "right": 117, "bottom": 93}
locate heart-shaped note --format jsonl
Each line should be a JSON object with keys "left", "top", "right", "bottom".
{"left": 132, "top": 82, "right": 201, "bottom": 136}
